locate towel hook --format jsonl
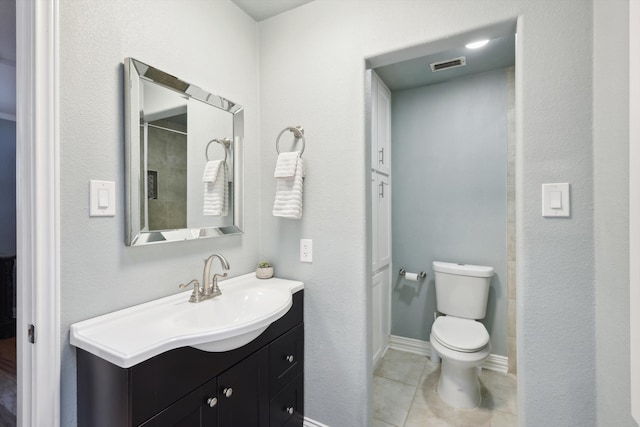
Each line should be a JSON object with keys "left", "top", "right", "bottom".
{"left": 206, "top": 138, "right": 231, "bottom": 162}
{"left": 276, "top": 126, "right": 305, "bottom": 156}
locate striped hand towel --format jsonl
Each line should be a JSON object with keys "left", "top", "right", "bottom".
{"left": 203, "top": 160, "right": 228, "bottom": 216}
{"left": 273, "top": 153, "right": 304, "bottom": 219}
{"left": 273, "top": 151, "right": 301, "bottom": 180}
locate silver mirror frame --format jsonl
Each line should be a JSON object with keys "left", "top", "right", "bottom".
{"left": 124, "top": 58, "right": 244, "bottom": 246}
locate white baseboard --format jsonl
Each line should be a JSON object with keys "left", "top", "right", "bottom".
{"left": 304, "top": 417, "right": 331, "bottom": 427}
{"left": 482, "top": 353, "right": 509, "bottom": 373}
{"left": 389, "top": 335, "right": 432, "bottom": 356}
{"left": 389, "top": 335, "right": 508, "bottom": 373}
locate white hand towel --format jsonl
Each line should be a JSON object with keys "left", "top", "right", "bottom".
{"left": 273, "top": 154, "right": 304, "bottom": 219}
{"left": 203, "top": 161, "right": 228, "bottom": 216}
{"left": 202, "top": 160, "right": 223, "bottom": 183}
{"left": 273, "top": 151, "right": 301, "bottom": 180}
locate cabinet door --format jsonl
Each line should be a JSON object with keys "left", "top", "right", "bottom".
{"left": 380, "top": 267, "right": 391, "bottom": 353}
{"left": 140, "top": 377, "right": 218, "bottom": 427}
{"left": 372, "top": 268, "right": 391, "bottom": 368}
{"left": 372, "top": 270, "right": 383, "bottom": 366}
{"left": 218, "top": 347, "right": 269, "bottom": 427}
{"left": 270, "top": 373, "right": 303, "bottom": 427}
{"left": 376, "top": 173, "right": 391, "bottom": 268}
{"left": 372, "top": 73, "right": 391, "bottom": 175}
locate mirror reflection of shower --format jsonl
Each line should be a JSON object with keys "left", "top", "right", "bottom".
{"left": 142, "top": 114, "right": 188, "bottom": 231}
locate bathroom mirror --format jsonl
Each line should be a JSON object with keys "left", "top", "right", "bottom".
{"left": 124, "top": 58, "right": 244, "bottom": 246}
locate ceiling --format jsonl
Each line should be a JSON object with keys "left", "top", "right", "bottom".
{"left": 231, "top": 0, "right": 314, "bottom": 21}
{"left": 374, "top": 34, "right": 515, "bottom": 91}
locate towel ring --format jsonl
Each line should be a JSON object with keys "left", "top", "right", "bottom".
{"left": 206, "top": 138, "right": 231, "bottom": 162}
{"left": 276, "top": 126, "right": 305, "bottom": 156}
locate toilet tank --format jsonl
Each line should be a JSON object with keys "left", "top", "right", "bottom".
{"left": 433, "top": 261, "right": 494, "bottom": 320}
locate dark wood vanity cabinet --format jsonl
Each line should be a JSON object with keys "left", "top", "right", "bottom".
{"left": 77, "top": 291, "right": 304, "bottom": 427}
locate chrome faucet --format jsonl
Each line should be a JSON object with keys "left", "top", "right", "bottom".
{"left": 178, "top": 254, "right": 230, "bottom": 303}
{"left": 202, "top": 253, "right": 230, "bottom": 298}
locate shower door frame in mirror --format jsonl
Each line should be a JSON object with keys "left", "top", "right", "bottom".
{"left": 124, "top": 57, "right": 244, "bottom": 246}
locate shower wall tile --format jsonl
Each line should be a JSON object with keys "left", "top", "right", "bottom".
{"left": 146, "top": 125, "right": 188, "bottom": 230}
{"left": 167, "top": 201, "right": 187, "bottom": 229}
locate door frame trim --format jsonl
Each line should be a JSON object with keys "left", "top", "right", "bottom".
{"left": 630, "top": 0, "right": 640, "bottom": 421}
{"left": 16, "top": 0, "right": 61, "bottom": 425}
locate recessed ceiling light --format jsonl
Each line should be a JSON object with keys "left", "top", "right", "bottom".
{"left": 466, "top": 39, "right": 490, "bottom": 49}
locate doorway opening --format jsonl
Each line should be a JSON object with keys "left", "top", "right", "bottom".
{"left": 367, "top": 24, "right": 517, "bottom": 426}
{"left": 0, "top": 0, "right": 17, "bottom": 424}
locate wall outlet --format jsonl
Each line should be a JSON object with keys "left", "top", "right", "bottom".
{"left": 300, "top": 239, "right": 312, "bottom": 263}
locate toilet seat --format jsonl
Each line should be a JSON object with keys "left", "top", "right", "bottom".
{"left": 431, "top": 316, "right": 489, "bottom": 353}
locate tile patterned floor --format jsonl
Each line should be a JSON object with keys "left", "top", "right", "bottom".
{"left": 374, "top": 349, "right": 517, "bottom": 427}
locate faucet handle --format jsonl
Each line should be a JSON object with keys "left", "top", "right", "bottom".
{"left": 179, "top": 279, "right": 202, "bottom": 303}
{"left": 214, "top": 272, "right": 228, "bottom": 281}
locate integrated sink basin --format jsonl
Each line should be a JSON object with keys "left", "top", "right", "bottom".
{"left": 70, "top": 273, "right": 304, "bottom": 368}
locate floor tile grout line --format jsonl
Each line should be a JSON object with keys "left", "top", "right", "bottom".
{"left": 400, "top": 357, "right": 429, "bottom": 427}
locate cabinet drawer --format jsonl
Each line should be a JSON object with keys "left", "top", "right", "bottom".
{"left": 269, "top": 324, "right": 303, "bottom": 394}
{"left": 140, "top": 376, "right": 218, "bottom": 427}
{"left": 270, "top": 373, "right": 303, "bottom": 427}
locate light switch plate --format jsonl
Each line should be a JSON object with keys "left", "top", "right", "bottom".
{"left": 542, "top": 183, "right": 570, "bottom": 217}
{"left": 90, "top": 180, "right": 116, "bottom": 217}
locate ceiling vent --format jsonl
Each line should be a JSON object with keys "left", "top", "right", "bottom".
{"left": 429, "top": 56, "right": 467, "bottom": 72}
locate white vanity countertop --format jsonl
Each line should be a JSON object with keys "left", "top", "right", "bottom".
{"left": 70, "top": 273, "right": 303, "bottom": 368}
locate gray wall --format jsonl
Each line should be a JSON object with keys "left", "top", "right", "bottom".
{"left": 58, "top": 1, "right": 260, "bottom": 425}
{"left": 258, "top": 1, "right": 595, "bottom": 426}
{"left": 0, "top": 118, "right": 15, "bottom": 256}
{"left": 390, "top": 69, "right": 508, "bottom": 356}
{"left": 593, "top": 0, "right": 638, "bottom": 425}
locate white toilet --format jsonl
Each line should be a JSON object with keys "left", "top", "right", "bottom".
{"left": 430, "top": 261, "right": 494, "bottom": 409}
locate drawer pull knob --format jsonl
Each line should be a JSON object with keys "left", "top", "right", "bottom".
{"left": 223, "top": 387, "right": 233, "bottom": 398}
{"left": 207, "top": 397, "right": 218, "bottom": 408}
{"left": 285, "top": 354, "right": 294, "bottom": 363}
{"left": 286, "top": 406, "right": 295, "bottom": 415}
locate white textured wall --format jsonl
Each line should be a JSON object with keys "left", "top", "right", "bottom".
{"left": 258, "top": 1, "right": 595, "bottom": 426}
{"left": 58, "top": 1, "right": 259, "bottom": 425}
{"left": 593, "top": 0, "right": 638, "bottom": 425}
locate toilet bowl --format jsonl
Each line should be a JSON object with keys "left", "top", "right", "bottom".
{"left": 430, "top": 316, "right": 491, "bottom": 408}
{"left": 431, "top": 261, "right": 494, "bottom": 409}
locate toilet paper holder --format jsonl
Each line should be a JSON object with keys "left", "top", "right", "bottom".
{"left": 399, "top": 268, "right": 427, "bottom": 279}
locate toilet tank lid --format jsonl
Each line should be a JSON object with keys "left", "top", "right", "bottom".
{"left": 432, "top": 261, "right": 494, "bottom": 277}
